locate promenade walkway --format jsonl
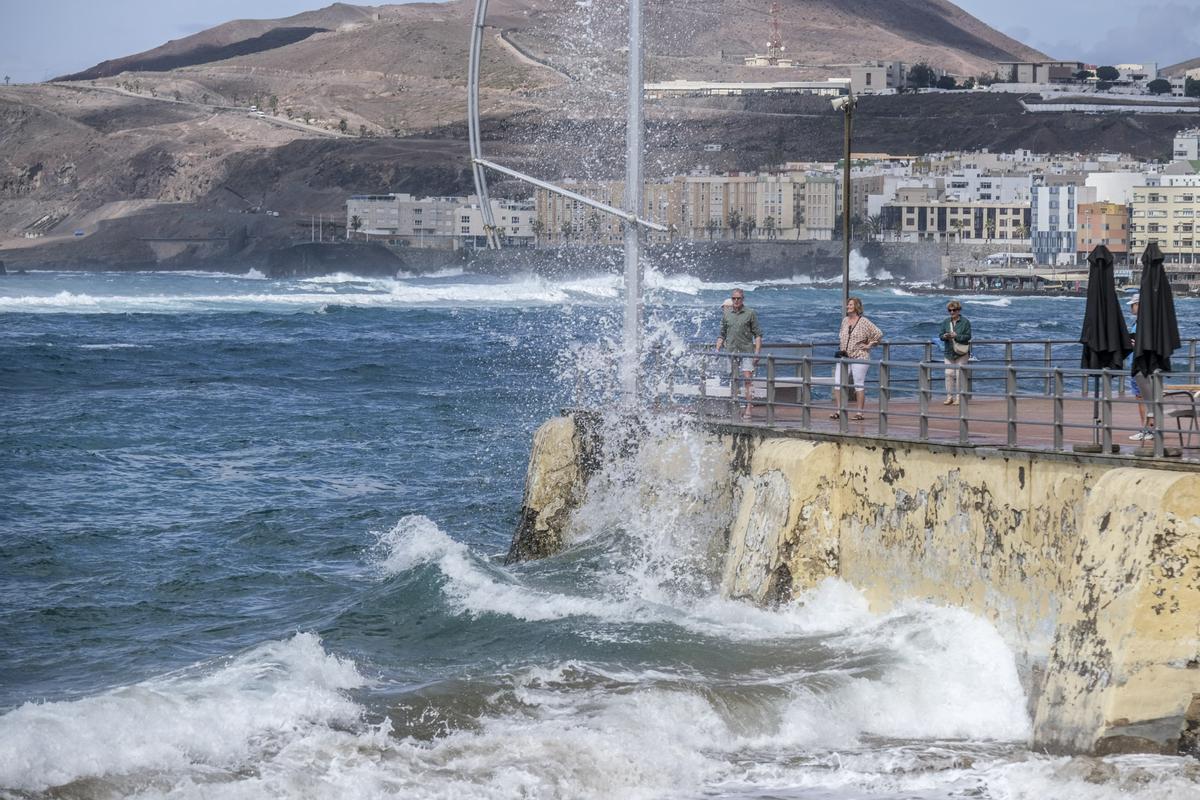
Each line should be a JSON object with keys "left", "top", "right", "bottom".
{"left": 670, "top": 338, "right": 1200, "bottom": 464}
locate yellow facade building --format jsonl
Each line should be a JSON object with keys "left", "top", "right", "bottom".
{"left": 1130, "top": 186, "right": 1199, "bottom": 263}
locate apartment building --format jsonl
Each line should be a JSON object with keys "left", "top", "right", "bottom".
{"left": 1076, "top": 202, "right": 1130, "bottom": 262}
{"left": 995, "top": 61, "right": 1086, "bottom": 84}
{"left": 1174, "top": 128, "right": 1200, "bottom": 162}
{"left": 751, "top": 174, "right": 803, "bottom": 239}
{"left": 1086, "top": 172, "right": 1161, "bottom": 204}
{"left": 1130, "top": 185, "right": 1199, "bottom": 264}
{"left": 802, "top": 176, "right": 839, "bottom": 240}
{"left": 455, "top": 200, "right": 536, "bottom": 249}
{"left": 1031, "top": 183, "right": 1097, "bottom": 265}
{"left": 345, "top": 193, "right": 462, "bottom": 248}
{"left": 848, "top": 174, "right": 885, "bottom": 222}
{"left": 849, "top": 61, "right": 908, "bottom": 95}
{"left": 535, "top": 180, "right": 682, "bottom": 245}
{"left": 534, "top": 182, "right": 619, "bottom": 246}
{"left": 881, "top": 187, "right": 1031, "bottom": 244}
{"left": 347, "top": 194, "right": 402, "bottom": 234}
{"left": 678, "top": 174, "right": 758, "bottom": 239}
{"left": 943, "top": 168, "right": 1032, "bottom": 203}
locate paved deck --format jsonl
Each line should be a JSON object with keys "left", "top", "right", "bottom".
{"left": 701, "top": 395, "right": 1199, "bottom": 460}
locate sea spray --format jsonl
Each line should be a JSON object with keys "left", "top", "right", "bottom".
{"left": 849, "top": 249, "right": 894, "bottom": 282}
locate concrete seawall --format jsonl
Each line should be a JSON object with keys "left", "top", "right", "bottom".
{"left": 514, "top": 413, "right": 1200, "bottom": 756}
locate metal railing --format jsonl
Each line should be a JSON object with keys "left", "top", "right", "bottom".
{"left": 660, "top": 338, "right": 1200, "bottom": 460}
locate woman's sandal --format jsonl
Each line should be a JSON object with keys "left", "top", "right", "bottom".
{"left": 828, "top": 412, "right": 841, "bottom": 419}
{"left": 851, "top": 413, "right": 865, "bottom": 421}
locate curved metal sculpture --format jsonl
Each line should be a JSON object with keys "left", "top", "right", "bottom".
{"left": 467, "top": 0, "right": 500, "bottom": 250}
{"left": 468, "top": 0, "right": 662, "bottom": 400}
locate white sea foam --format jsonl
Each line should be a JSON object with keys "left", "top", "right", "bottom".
{"left": 782, "top": 601, "right": 1033, "bottom": 744}
{"left": 242, "top": 268, "right": 268, "bottom": 280}
{"left": 0, "top": 281, "right": 608, "bottom": 313}
{"left": 395, "top": 266, "right": 467, "bottom": 279}
{"left": 967, "top": 297, "right": 1014, "bottom": 307}
{"left": 0, "top": 633, "right": 368, "bottom": 793}
{"left": 375, "top": 515, "right": 651, "bottom": 623}
{"left": 979, "top": 754, "right": 1200, "bottom": 800}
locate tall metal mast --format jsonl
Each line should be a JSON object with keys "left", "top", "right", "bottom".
{"left": 621, "top": 1, "right": 644, "bottom": 401}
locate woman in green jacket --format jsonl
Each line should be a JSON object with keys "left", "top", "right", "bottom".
{"left": 938, "top": 301, "right": 972, "bottom": 405}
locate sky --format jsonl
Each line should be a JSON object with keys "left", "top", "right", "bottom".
{"left": 952, "top": 0, "right": 1200, "bottom": 69}
{"left": 0, "top": 0, "right": 1197, "bottom": 85}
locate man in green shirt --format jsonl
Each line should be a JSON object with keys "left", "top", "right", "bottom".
{"left": 716, "top": 288, "right": 763, "bottom": 417}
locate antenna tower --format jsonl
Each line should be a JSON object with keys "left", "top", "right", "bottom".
{"left": 767, "top": 2, "right": 784, "bottom": 64}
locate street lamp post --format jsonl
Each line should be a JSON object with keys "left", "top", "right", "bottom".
{"left": 832, "top": 93, "right": 857, "bottom": 309}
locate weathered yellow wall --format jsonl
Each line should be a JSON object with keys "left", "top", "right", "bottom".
{"left": 718, "top": 432, "right": 1200, "bottom": 755}
{"left": 514, "top": 416, "right": 1200, "bottom": 754}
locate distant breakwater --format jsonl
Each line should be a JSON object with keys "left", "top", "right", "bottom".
{"left": 464, "top": 240, "right": 948, "bottom": 283}
{"left": 2, "top": 237, "right": 959, "bottom": 283}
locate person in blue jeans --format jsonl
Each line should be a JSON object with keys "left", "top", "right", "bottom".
{"left": 1127, "top": 293, "right": 1153, "bottom": 440}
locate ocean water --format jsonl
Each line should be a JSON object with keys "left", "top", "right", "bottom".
{"left": 2, "top": 268, "right": 1198, "bottom": 799}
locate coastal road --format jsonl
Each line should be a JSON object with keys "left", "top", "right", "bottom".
{"left": 56, "top": 82, "right": 348, "bottom": 138}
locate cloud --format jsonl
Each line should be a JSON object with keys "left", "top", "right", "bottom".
{"left": 1034, "top": 3, "right": 1200, "bottom": 66}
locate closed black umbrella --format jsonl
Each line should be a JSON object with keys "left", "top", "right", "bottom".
{"left": 1076, "top": 245, "right": 1130, "bottom": 453}
{"left": 1132, "top": 243, "right": 1180, "bottom": 376}
{"left": 1079, "top": 245, "right": 1131, "bottom": 370}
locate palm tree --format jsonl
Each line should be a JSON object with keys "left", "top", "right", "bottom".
{"left": 866, "top": 214, "right": 883, "bottom": 242}
{"left": 985, "top": 219, "right": 996, "bottom": 243}
{"left": 4, "top": 76, "right": 11, "bottom": 86}
{"left": 762, "top": 216, "right": 776, "bottom": 240}
{"left": 586, "top": 212, "right": 602, "bottom": 243}
{"left": 705, "top": 218, "right": 719, "bottom": 240}
{"left": 350, "top": 215, "right": 362, "bottom": 240}
{"left": 559, "top": 220, "right": 573, "bottom": 244}
{"left": 530, "top": 218, "right": 545, "bottom": 248}
{"left": 727, "top": 210, "right": 741, "bottom": 240}
{"left": 947, "top": 219, "right": 963, "bottom": 253}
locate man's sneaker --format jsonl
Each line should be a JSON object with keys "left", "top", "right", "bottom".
{"left": 1129, "top": 430, "right": 1149, "bottom": 441}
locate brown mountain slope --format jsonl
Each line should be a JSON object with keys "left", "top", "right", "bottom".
{"left": 1162, "top": 57, "right": 1200, "bottom": 77}
{"left": 41, "top": 1, "right": 1054, "bottom": 148}
{"left": 54, "top": 3, "right": 384, "bottom": 80}
{"left": 62, "top": 1, "right": 1044, "bottom": 86}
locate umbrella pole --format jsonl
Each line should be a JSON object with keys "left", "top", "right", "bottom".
{"left": 1074, "top": 373, "right": 1106, "bottom": 453}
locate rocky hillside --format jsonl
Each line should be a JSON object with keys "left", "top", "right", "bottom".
{"left": 0, "top": 1, "right": 1189, "bottom": 269}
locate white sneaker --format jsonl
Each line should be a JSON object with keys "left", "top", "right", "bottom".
{"left": 1129, "top": 430, "right": 1149, "bottom": 441}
